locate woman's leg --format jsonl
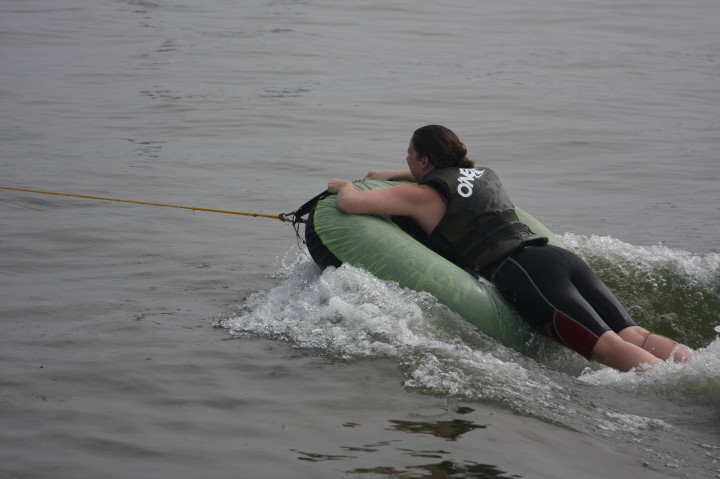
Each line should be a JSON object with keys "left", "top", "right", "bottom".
{"left": 619, "top": 326, "right": 693, "bottom": 363}
{"left": 492, "top": 246, "right": 690, "bottom": 371}
{"left": 591, "top": 330, "right": 663, "bottom": 372}
{"left": 492, "top": 247, "right": 615, "bottom": 361}
{"left": 560, "top": 248, "right": 693, "bottom": 366}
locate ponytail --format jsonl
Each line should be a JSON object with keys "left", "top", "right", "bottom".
{"left": 412, "top": 125, "right": 475, "bottom": 169}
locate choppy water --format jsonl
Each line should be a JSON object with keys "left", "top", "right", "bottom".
{"left": 1, "top": 0, "right": 719, "bottom": 478}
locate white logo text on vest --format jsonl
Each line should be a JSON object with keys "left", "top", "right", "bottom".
{"left": 457, "top": 168, "right": 485, "bottom": 198}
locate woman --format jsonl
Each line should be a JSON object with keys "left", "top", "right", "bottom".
{"left": 327, "top": 125, "right": 692, "bottom": 372}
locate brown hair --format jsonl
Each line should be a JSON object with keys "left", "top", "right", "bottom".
{"left": 411, "top": 125, "right": 475, "bottom": 169}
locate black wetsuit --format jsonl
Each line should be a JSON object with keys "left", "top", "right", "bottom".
{"left": 421, "top": 167, "right": 636, "bottom": 359}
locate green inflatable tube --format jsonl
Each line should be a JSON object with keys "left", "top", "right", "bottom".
{"left": 308, "top": 179, "right": 563, "bottom": 350}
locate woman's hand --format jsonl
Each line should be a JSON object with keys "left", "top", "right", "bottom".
{"left": 328, "top": 179, "right": 353, "bottom": 194}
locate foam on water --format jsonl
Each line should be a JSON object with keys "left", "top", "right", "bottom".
{"left": 560, "top": 233, "right": 720, "bottom": 285}
{"left": 579, "top": 337, "right": 720, "bottom": 404}
{"left": 219, "top": 251, "right": 719, "bottom": 437}
{"left": 217, "top": 234, "right": 720, "bottom": 476}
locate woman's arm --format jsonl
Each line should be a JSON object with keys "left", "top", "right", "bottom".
{"left": 364, "top": 169, "right": 414, "bottom": 181}
{"left": 327, "top": 179, "right": 446, "bottom": 234}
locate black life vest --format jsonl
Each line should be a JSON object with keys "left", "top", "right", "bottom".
{"left": 420, "top": 167, "right": 547, "bottom": 272}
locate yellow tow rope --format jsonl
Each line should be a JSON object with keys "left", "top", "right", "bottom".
{"left": 0, "top": 186, "right": 294, "bottom": 222}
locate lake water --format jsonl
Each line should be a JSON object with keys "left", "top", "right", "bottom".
{"left": 1, "top": 0, "right": 719, "bottom": 478}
